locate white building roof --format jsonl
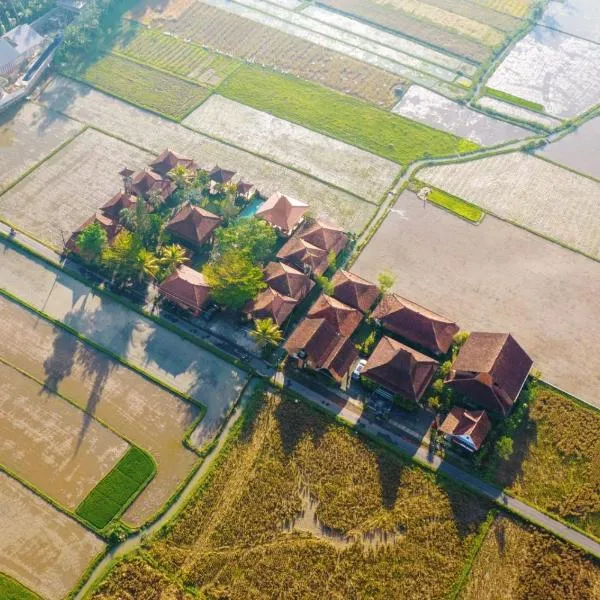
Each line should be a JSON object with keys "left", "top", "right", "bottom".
{"left": 3, "top": 24, "right": 44, "bottom": 56}
{"left": 0, "top": 39, "right": 19, "bottom": 69}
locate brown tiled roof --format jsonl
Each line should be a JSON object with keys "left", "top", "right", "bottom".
{"left": 331, "top": 270, "right": 379, "bottom": 313}
{"left": 276, "top": 237, "right": 329, "bottom": 276}
{"left": 256, "top": 192, "right": 309, "bottom": 235}
{"left": 150, "top": 149, "right": 197, "bottom": 177}
{"left": 130, "top": 169, "right": 175, "bottom": 201}
{"left": 209, "top": 165, "right": 236, "bottom": 184}
{"left": 119, "top": 167, "right": 135, "bottom": 177}
{"left": 439, "top": 407, "right": 491, "bottom": 450}
{"left": 236, "top": 181, "right": 257, "bottom": 199}
{"left": 264, "top": 261, "right": 314, "bottom": 301}
{"left": 284, "top": 317, "right": 357, "bottom": 383}
{"left": 298, "top": 220, "right": 348, "bottom": 256}
{"left": 445, "top": 333, "right": 533, "bottom": 415}
{"left": 165, "top": 205, "right": 222, "bottom": 246}
{"left": 372, "top": 293, "right": 459, "bottom": 355}
{"left": 67, "top": 212, "right": 120, "bottom": 250}
{"left": 363, "top": 336, "right": 439, "bottom": 402}
{"left": 244, "top": 288, "right": 297, "bottom": 326}
{"left": 100, "top": 191, "right": 137, "bottom": 220}
{"left": 307, "top": 294, "right": 362, "bottom": 337}
{"left": 159, "top": 265, "right": 211, "bottom": 313}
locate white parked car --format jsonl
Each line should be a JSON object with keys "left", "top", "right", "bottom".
{"left": 352, "top": 359, "right": 368, "bottom": 380}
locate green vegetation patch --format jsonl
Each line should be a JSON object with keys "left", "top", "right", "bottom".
{"left": 424, "top": 185, "right": 484, "bottom": 223}
{"left": 492, "top": 385, "right": 600, "bottom": 538}
{"left": 218, "top": 66, "right": 479, "bottom": 164}
{"left": 76, "top": 446, "right": 155, "bottom": 530}
{"left": 113, "top": 26, "right": 239, "bottom": 87}
{"left": 64, "top": 53, "right": 210, "bottom": 121}
{"left": 0, "top": 573, "right": 40, "bottom": 600}
{"left": 483, "top": 87, "right": 545, "bottom": 113}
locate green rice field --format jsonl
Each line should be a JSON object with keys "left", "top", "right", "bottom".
{"left": 0, "top": 574, "right": 40, "bottom": 600}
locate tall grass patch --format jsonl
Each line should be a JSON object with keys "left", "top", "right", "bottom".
{"left": 76, "top": 446, "right": 155, "bottom": 530}
{"left": 218, "top": 66, "right": 479, "bottom": 165}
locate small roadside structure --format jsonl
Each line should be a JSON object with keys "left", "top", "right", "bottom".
{"left": 158, "top": 265, "right": 211, "bottom": 316}
{"left": 362, "top": 336, "right": 439, "bottom": 403}
{"left": 444, "top": 332, "right": 533, "bottom": 415}
{"left": 256, "top": 192, "right": 309, "bottom": 237}
{"left": 284, "top": 317, "right": 358, "bottom": 384}
{"left": 243, "top": 287, "right": 297, "bottom": 326}
{"left": 149, "top": 149, "right": 197, "bottom": 177}
{"left": 127, "top": 169, "right": 176, "bottom": 202}
{"left": 263, "top": 261, "right": 314, "bottom": 301}
{"left": 100, "top": 191, "right": 137, "bottom": 220}
{"left": 330, "top": 270, "right": 379, "bottom": 313}
{"left": 307, "top": 294, "right": 362, "bottom": 337}
{"left": 165, "top": 205, "right": 222, "bottom": 247}
{"left": 0, "top": 24, "right": 45, "bottom": 77}
{"left": 66, "top": 212, "right": 120, "bottom": 251}
{"left": 372, "top": 293, "right": 459, "bottom": 356}
{"left": 276, "top": 236, "right": 329, "bottom": 276}
{"left": 438, "top": 407, "right": 491, "bottom": 452}
{"left": 236, "top": 180, "right": 257, "bottom": 201}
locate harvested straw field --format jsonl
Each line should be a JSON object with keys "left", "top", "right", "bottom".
{"left": 0, "top": 127, "right": 152, "bottom": 250}
{"left": 472, "top": 0, "right": 536, "bottom": 18}
{"left": 459, "top": 515, "right": 600, "bottom": 599}
{"left": 92, "top": 389, "right": 491, "bottom": 600}
{"left": 183, "top": 95, "right": 400, "bottom": 200}
{"left": 139, "top": 1, "right": 405, "bottom": 107}
{"left": 0, "top": 471, "right": 104, "bottom": 600}
{"left": 418, "top": 151, "right": 600, "bottom": 258}
{"left": 0, "top": 293, "right": 201, "bottom": 528}
{"left": 0, "top": 102, "right": 84, "bottom": 193}
{"left": 492, "top": 385, "right": 600, "bottom": 538}
{"left": 38, "top": 77, "right": 377, "bottom": 232}
{"left": 0, "top": 360, "right": 129, "bottom": 511}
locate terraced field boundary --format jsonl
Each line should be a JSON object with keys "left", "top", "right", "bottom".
{"left": 0, "top": 572, "right": 41, "bottom": 600}
{"left": 76, "top": 448, "right": 156, "bottom": 530}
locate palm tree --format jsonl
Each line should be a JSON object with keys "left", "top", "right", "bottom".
{"left": 168, "top": 165, "right": 191, "bottom": 190}
{"left": 160, "top": 244, "right": 189, "bottom": 275}
{"left": 134, "top": 249, "right": 160, "bottom": 283}
{"left": 250, "top": 318, "right": 283, "bottom": 349}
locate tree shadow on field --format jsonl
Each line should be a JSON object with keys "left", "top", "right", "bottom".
{"left": 374, "top": 451, "right": 404, "bottom": 510}
{"left": 43, "top": 325, "right": 78, "bottom": 392}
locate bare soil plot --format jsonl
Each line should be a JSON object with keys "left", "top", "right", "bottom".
{"left": 418, "top": 151, "right": 600, "bottom": 258}
{"left": 38, "top": 77, "right": 376, "bottom": 232}
{"left": 486, "top": 25, "right": 600, "bottom": 118}
{"left": 319, "top": 0, "right": 492, "bottom": 62}
{"left": 0, "top": 128, "right": 152, "bottom": 249}
{"left": 0, "top": 295, "right": 201, "bottom": 527}
{"left": 0, "top": 102, "right": 83, "bottom": 193}
{"left": 143, "top": 1, "right": 405, "bottom": 107}
{"left": 352, "top": 190, "right": 600, "bottom": 407}
{"left": 459, "top": 515, "right": 600, "bottom": 599}
{"left": 0, "top": 471, "right": 104, "bottom": 600}
{"left": 393, "top": 86, "right": 530, "bottom": 145}
{"left": 0, "top": 360, "right": 129, "bottom": 510}
{"left": 537, "top": 117, "right": 600, "bottom": 179}
{"left": 183, "top": 95, "right": 399, "bottom": 200}
{"left": 541, "top": 0, "right": 600, "bottom": 44}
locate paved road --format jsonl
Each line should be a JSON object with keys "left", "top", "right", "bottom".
{"left": 2, "top": 225, "right": 600, "bottom": 559}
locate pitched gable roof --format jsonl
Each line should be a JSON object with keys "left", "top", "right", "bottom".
{"left": 363, "top": 336, "right": 439, "bottom": 402}
{"left": 256, "top": 192, "right": 308, "bottom": 235}
{"left": 208, "top": 165, "right": 236, "bottom": 184}
{"left": 276, "top": 237, "right": 329, "bottom": 276}
{"left": 149, "top": 149, "right": 197, "bottom": 176}
{"left": 298, "top": 220, "right": 348, "bottom": 256}
{"left": 158, "top": 265, "right": 211, "bottom": 313}
{"left": 244, "top": 287, "right": 297, "bottom": 326}
{"left": 372, "top": 293, "right": 459, "bottom": 355}
{"left": 66, "top": 212, "right": 120, "bottom": 251}
{"left": 130, "top": 169, "right": 175, "bottom": 200}
{"left": 439, "top": 407, "right": 491, "bottom": 450}
{"left": 264, "top": 261, "right": 314, "bottom": 301}
{"left": 165, "top": 205, "right": 222, "bottom": 246}
{"left": 100, "top": 191, "right": 137, "bottom": 220}
{"left": 446, "top": 332, "right": 533, "bottom": 414}
{"left": 307, "top": 294, "right": 362, "bottom": 337}
{"left": 331, "top": 270, "right": 379, "bottom": 313}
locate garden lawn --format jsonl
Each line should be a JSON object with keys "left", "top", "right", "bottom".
{"left": 425, "top": 185, "right": 484, "bottom": 222}
{"left": 65, "top": 54, "right": 210, "bottom": 121}
{"left": 76, "top": 447, "right": 155, "bottom": 529}
{"left": 218, "top": 66, "right": 479, "bottom": 164}
{"left": 492, "top": 385, "right": 600, "bottom": 538}
{"left": 0, "top": 574, "right": 40, "bottom": 600}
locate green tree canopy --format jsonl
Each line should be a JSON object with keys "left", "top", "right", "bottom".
{"left": 496, "top": 436, "right": 514, "bottom": 461}
{"left": 102, "top": 230, "right": 140, "bottom": 284}
{"left": 250, "top": 318, "right": 283, "bottom": 349}
{"left": 160, "top": 244, "right": 189, "bottom": 276}
{"left": 214, "top": 217, "right": 277, "bottom": 263}
{"left": 377, "top": 271, "right": 396, "bottom": 295}
{"left": 76, "top": 222, "right": 108, "bottom": 263}
{"left": 203, "top": 249, "right": 266, "bottom": 310}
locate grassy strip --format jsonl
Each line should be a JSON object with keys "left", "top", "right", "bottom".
{"left": 0, "top": 573, "right": 40, "bottom": 600}
{"left": 77, "top": 448, "right": 155, "bottom": 530}
{"left": 217, "top": 65, "right": 479, "bottom": 165}
{"left": 61, "top": 54, "right": 210, "bottom": 121}
{"left": 415, "top": 181, "right": 484, "bottom": 223}
{"left": 484, "top": 87, "right": 545, "bottom": 114}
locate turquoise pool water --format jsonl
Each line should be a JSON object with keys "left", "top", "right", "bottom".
{"left": 238, "top": 197, "right": 263, "bottom": 218}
